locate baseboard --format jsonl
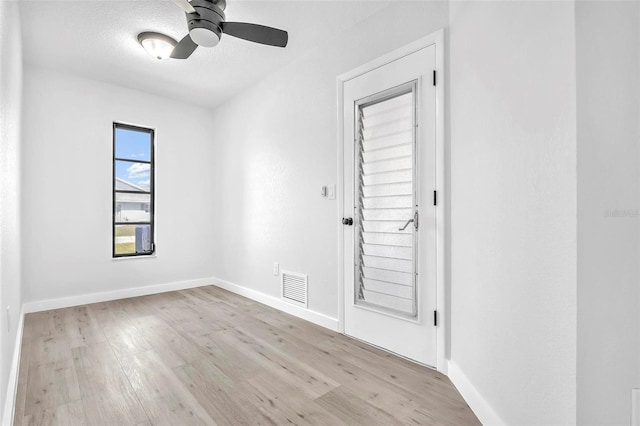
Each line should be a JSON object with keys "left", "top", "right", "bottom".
{"left": 211, "top": 276, "right": 340, "bottom": 332}
{"left": 2, "top": 306, "right": 24, "bottom": 426}
{"left": 21, "top": 276, "right": 340, "bottom": 332}
{"left": 447, "top": 360, "right": 505, "bottom": 426}
{"left": 22, "top": 277, "right": 214, "bottom": 313}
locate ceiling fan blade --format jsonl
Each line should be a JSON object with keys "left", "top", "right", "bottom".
{"left": 221, "top": 22, "right": 288, "bottom": 47}
{"left": 170, "top": 34, "right": 198, "bottom": 59}
{"left": 169, "top": 0, "right": 197, "bottom": 15}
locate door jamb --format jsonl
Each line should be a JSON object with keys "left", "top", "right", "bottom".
{"left": 336, "top": 29, "right": 447, "bottom": 373}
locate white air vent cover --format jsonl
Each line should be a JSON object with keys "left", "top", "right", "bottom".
{"left": 281, "top": 270, "right": 308, "bottom": 307}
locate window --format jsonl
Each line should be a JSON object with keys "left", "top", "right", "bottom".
{"left": 112, "top": 123, "right": 155, "bottom": 257}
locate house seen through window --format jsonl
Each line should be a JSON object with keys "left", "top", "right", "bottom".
{"left": 113, "top": 123, "right": 155, "bottom": 257}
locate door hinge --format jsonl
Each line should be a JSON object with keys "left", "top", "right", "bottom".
{"left": 433, "top": 70, "right": 437, "bottom": 86}
{"left": 434, "top": 310, "right": 438, "bottom": 326}
{"left": 433, "top": 190, "right": 437, "bottom": 206}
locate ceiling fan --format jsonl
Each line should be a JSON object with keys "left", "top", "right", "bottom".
{"left": 168, "top": 0, "right": 288, "bottom": 59}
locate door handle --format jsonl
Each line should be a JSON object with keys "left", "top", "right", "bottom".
{"left": 342, "top": 217, "right": 353, "bottom": 226}
{"left": 398, "top": 211, "right": 419, "bottom": 231}
{"left": 398, "top": 218, "right": 414, "bottom": 231}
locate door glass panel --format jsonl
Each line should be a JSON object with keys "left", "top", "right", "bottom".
{"left": 356, "top": 86, "right": 416, "bottom": 317}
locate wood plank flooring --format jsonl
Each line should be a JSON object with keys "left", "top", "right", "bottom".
{"left": 13, "top": 285, "right": 480, "bottom": 425}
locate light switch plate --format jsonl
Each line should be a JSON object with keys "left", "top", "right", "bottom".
{"left": 273, "top": 262, "right": 279, "bottom": 276}
{"left": 328, "top": 184, "right": 336, "bottom": 200}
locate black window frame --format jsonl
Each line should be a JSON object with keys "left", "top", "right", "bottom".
{"left": 112, "top": 122, "right": 155, "bottom": 258}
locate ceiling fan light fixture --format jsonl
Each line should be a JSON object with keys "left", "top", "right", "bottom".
{"left": 164, "top": 0, "right": 288, "bottom": 60}
{"left": 189, "top": 27, "right": 220, "bottom": 47}
{"left": 137, "top": 32, "right": 177, "bottom": 60}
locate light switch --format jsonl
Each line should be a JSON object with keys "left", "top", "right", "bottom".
{"left": 327, "top": 184, "right": 336, "bottom": 200}
{"left": 320, "top": 186, "right": 327, "bottom": 197}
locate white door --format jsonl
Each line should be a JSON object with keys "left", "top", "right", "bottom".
{"left": 342, "top": 45, "right": 437, "bottom": 366}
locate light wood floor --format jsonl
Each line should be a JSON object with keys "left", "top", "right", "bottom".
{"left": 13, "top": 285, "right": 479, "bottom": 425}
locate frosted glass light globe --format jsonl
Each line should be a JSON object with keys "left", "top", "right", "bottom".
{"left": 190, "top": 27, "right": 220, "bottom": 48}
{"left": 137, "top": 32, "right": 178, "bottom": 60}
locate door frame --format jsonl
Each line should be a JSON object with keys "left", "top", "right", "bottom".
{"left": 336, "top": 29, "right": 447, "bottom": 373}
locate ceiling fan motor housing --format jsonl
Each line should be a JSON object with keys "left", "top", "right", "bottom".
{"left": 186, "top": 0, "right": 226, "bottom": 47}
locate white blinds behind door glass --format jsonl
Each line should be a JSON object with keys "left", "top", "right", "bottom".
{"left": 356, "top": 90, "right": 416, "bottom": 316}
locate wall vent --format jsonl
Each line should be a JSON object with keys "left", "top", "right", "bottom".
{"left": 281, "top": 270, "right": 308, "bottom": 307}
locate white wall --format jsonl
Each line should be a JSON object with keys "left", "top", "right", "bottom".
{"left": 448, "top": 2, "right": 577, "bottom": 424}
{"left": 576, "top": 2, "right": 640, "bottom": 424}
{"left": 14, "top": 2, "right": 640, "bottom": 425}
{"left": 21, "top": 66, "right": 216, "bottom": 303}
{"left": 208, "top": 1, "right": 448, "bottom": 320}
{"left": 209, "top": 2, "right": 584, "bottom": 423}
{"left": 0, "top": 0, "right": 23, "bottom": 420}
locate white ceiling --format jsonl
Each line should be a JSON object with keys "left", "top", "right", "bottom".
{"left": 20, "top": 0, "right": 390, "bottom": 109}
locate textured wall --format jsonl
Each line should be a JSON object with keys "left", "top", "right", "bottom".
{"left": 0, "top": 1, "right": 23, "bottom": 421}
{"left": 448, "top": 2, "right": 577, "bottom": 424}
{"left": 207, "top": 1, "right": 448, "bottom": 320}
{"left": 576, "top": 2, "right": 640, "bottom": 424}
{"left": 21, "top": 67, "right": 216, "bottom": 302}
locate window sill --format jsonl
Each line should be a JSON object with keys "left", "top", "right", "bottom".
{"left": 112, "top": 254, "right": 157, "bottom": 261}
